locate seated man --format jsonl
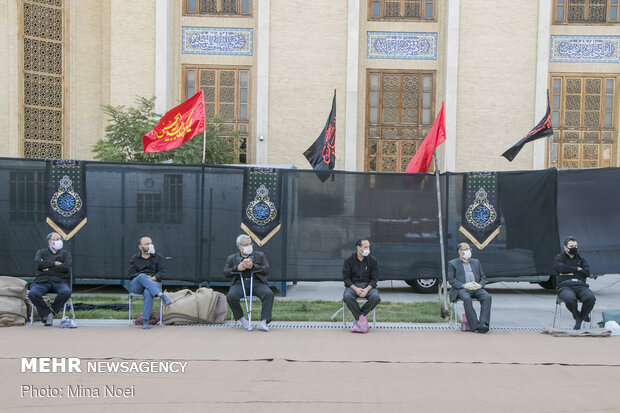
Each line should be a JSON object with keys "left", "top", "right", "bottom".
{"left": 447, "top": 242, "right": 492, "bottom": 333}
{"left": 224, "top": 234, "right": 274, "bottom": 332}
{"left": 553, "top": 236, "right": 595, "bottom": 330}
{"left": 342, "top": 239, "right": 380, "bottom": 333}
{"left": 30, "top": 232, "right": 72, "bottom": 326}
{"left": 127, "top": 236, "right": 172, "bottom": 329}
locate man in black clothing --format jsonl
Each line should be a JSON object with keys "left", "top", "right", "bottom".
{"left": 30, "top": 232, "right": 72, "bottom": 326}
{"left": 342, "top": 239, "right": 380, "bottom": 333}
{"left": 553, "top": 236, "right": 595, "bottom": 330}
{"left": 127, "top": 236, "right": 172, "bottom": 329}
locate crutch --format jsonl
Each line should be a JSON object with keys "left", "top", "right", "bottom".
{"left": 239, "top": 271, "right": 256, "bottom": 331}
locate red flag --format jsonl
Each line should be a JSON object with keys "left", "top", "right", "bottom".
{"left": 142, "top": 90, "right": 206, "bottom": 153}
{"left": 405, "top": 102, "right": 446, "bottom": 173}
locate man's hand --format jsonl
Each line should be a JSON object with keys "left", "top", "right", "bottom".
{"left": 149, "top": 276, "right": 157, "bottom": 282}
{"left": 577, "top": 267, "right": 583, "bottom": 271}
{"left": 54, "top": 261, "right": 62, "bottom": 266}
{"left": 237, "top": 259, "right": 253, "bottom": 271}
{"left": 359, "top": 286, "right": 371, "bottom": 298}
{"left": 463, "top": 282, "right": 481, "bottom": 290}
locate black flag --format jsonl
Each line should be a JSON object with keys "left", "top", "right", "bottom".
{"left": 502, "top": 93, "right": 553, "bottom": 162}
{"left": 45, "top": 159, "right": 88, "bottom": 240}
{"left": 304, "top": 90, "right": 336, "bottom": 182}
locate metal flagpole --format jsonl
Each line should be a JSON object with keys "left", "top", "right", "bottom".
{"left": 202, "top": 130, "right": 206, "bottom": 163}
{"left": 434, "top": 150, "right": 449, "bottom": 317}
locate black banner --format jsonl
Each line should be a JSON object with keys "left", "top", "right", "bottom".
{"left": 459, "top": 172, "right": 501, "bottom": 250}
{"left": 502, "top": 92, "right": 553, "bottom": 162}
{"left": 240, "top": 167, "right": 282, "bottom": 246}
{"left": 303, "top": 90, "right": 336, "bottom": 182}
{"left": 45, "top": 159, "right": 87, "bottom": 240}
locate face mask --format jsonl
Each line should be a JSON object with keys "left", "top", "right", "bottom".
{"left": 52, "top": 240, "right": 63, "bottom": 251}
{"left": 147, "top": 244, "right": 155, "bottom": 254}
{"left": 361, "top": 249, "right": 370, "bottom": 257}
{"left": 462, "top": 250, "right": 472, "bottom": 260}
{"left": 568, "top": 247, "right": 578, "bottom": 255}
{"left": 243, "top": 245, "right": 253, "bottom": 255}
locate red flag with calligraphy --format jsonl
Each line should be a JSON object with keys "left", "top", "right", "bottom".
{"left": 142, "top": 90, "right": 206, "bottom": 153}
{"left": 405, "top": 102, "right": 446, "bottom": 173}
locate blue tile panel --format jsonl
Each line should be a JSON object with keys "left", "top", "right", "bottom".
{"left": 550, "top": 35, "right": 620, "bottom": 63}
{"left": 182, "top": 26, "right": 253, "bottom": 55}
{"left": 367, "top": 31, "right": 437, "bottom": 60}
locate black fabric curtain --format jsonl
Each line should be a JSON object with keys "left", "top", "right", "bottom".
{"left": 3, "top": 157, "right": 615, "bottom": 283}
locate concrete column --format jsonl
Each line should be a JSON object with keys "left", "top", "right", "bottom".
{"left": 154, "top": 0, "right": 173, "bottom": 114}
{"left": 255, "top": 0, "right": 270, "bottom": 164}
{"left": 533, "top": 0, "right": 551, "bottom": 169}
{"left": 344, "top": 0, "right": 359, "bottom": 171}
{"left": 444, "top": 0, "right": 459, "bottom": 171}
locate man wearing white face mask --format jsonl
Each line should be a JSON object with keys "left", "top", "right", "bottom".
{"left": 224, "top": 234, "right": 273, "bottom": 331}
{"left": 447, "top": 242, "right": 492, "bottom": 333}
{"left": 342, "top": 239, "right": 381, "bottom": 333}
{"left": 127, "top": 236, "right": 172, "bottom": 329}
{"left": 30, "top": 232, "right": 72, "bottom": 326}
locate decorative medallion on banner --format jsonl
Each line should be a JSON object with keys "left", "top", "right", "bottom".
{"left": 45, "top": 159, "right": 87, "bottom": 240}
{"left": 458, "top": 172, "right": 501, "bottom": 250}
{"left": 241, "top": 167, "right": 282, "bottom": 246}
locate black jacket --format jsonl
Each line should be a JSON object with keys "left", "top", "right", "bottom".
{"left": 34, "top": 247, "right": 71, "bottom": 284}
{"left": 342, "top": 253, "right": 379, "bottom": 288}
{"left": 127, "top": 253, "right": 166, "bottom": 282}
{"left": 553, "top": 251, "right": 590, "bottom": 287}
{"left": 223, "top": 251, "right": 270, "bottom": 284}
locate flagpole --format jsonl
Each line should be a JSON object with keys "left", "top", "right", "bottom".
{"left": 434, "top": 150, "right": 449, "bottom": 316}
{"left": 202, "top": 130, "right": 206, "bottom": 163}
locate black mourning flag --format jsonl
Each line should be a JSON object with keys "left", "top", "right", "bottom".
{"left": 502, "top": 93, "right": 553, "bottom": 162}
{"left": 304, "top": 90, "right": 336, "bottom": 182}
{"left": 45, "top": 159, "right": 88, "bottom": 240}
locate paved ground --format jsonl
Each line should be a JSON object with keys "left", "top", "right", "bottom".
{"left": 3, "top": 326, "right": 620, "bottom": 412}
{"left": 276, "top": 274, "right": 620, "bottom": 329}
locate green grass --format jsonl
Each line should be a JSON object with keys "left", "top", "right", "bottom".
{"left": 66, "top": 295, "right": 448, "bottom": 323}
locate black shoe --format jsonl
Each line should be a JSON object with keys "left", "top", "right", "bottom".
{"left": 582, "top": 314, "right": 591, "bottom": 322}
{"left": 477, "top": 325, "right": 489, "bottom": 334}
{"left": 44, "top": 313, "right": 54, "bottom": 326}
{"left": 573, "top": 319, "right": 582, "bottom": 330}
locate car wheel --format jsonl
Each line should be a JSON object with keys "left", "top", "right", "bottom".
{"left": 405, "top": 267, "right": 440, "bottom": 293}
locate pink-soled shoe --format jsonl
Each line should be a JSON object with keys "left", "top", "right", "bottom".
{"left": 350, "top": 320, "right": 363, "bottom": 333}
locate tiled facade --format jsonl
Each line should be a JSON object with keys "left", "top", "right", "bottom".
{"left": 0, "top": 0, "right": 618, "bottom": 172}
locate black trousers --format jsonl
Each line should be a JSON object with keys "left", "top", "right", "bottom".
{"left": 557, "top": 284, "right": 596, "bottom": 321}
{"left": 343, "top": 283, "right": 380, "bottom": 321}
{"left": 226, "top": 279, "right": 274, "bottom": 322}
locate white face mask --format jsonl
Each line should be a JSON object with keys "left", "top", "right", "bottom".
{"left": 147, "top": 244, "right": 155, "bottom": 254}
{"left": 361, "top": 249, "right": 370, "bottom": 257}
{"left": 462, "top": 250, "right": 472, "bottom": 260}
{"left": 242, "top": 245, "right": 253, "bottom": 255}
{"left": 52, "top": 240, "right": 63, "bottom": 251}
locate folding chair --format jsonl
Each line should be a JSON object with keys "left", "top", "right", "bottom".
{"left": 333, "top": 298, "right": 377, "bottom": 328}
{"left": 29, "top": 269, "right": 75, "bottom": 326}
{"left": 553, "top": 295, "right": 593, "bottom": 329}
{"left": 128, "top": 293, "right": 163, "bottom": 326}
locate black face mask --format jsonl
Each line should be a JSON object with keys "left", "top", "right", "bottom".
{"left": 568, "top": 247, "right": 578, "bottom": 255}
